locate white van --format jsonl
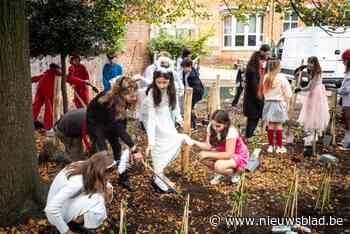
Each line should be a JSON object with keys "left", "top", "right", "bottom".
{"left": 276, "top": 26, "right": 350, "bottom": 86}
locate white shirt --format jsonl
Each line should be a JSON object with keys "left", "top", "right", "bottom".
{"left": 45, "top": 168, "right": 110, "bottom": 233}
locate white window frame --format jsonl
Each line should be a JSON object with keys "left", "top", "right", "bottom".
{"left": 222, "top": 15, "right": 263, "bottom": 51}
{"left": 283, "top": 12, "right": 298, "bottom": 32}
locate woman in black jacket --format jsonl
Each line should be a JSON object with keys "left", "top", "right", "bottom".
{"left": 87, "top": 77, "right": 142, "bottom": 191}
{"left": 243, "top": 51, "right": 265, "bottom": 140}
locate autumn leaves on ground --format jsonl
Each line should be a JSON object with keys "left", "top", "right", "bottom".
{"left": 1, "top": 102, "right": 350, "bottom": 234}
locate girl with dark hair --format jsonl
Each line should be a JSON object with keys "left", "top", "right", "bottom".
{"left": 87, "top": 77, "right": 143, "bottom": 191}
{"left": 338, "top": 49, "right": 350, "bottom": 149}
{"left": 295, "top": 56, "right": 330, "bottom": 155}
{"left": 45, "top": 152, "right": 115, "bottom": 234}
{"left": 192, "top": 110, "right": 249, "bottom": 185}
{"left": 144, "top": 66, "right": 192, "bottom": 193}
{"left": 243, "top": 51, "right": 266, "bottom": 140}
{"left": 262, "top": 59, "right": 292, "bottom": 154}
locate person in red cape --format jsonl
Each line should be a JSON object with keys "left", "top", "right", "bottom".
{"left": 32, "top": 63, "right": 61, "bottom": 130}
{"left": 66, "top": 55, "right": 90, "bottom": 108}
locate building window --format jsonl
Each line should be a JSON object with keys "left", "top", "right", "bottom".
{"left": 283, "top": 12, "right": 298, "bottom": 32}
{"left": 223, "top": 15, "right": 263, "bottom": 49}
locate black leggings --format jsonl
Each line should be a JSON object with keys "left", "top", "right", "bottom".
{"left": 232, "top": 86, "right": 243, "bottom": 106}
{"left": 88, "top": 125, "right": 122, "bottom": 161}
{"left": 245, "top": 118, "right": 260, "bottom": 139}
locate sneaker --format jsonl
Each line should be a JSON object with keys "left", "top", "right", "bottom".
{"left": 210, "top": 174, "right": 224, "bottom": 185}
{"left": 267, "top": 145, "right": 275, "bottom": 153}
{"left": 230, "top": 174, "right": 241, "bottom": 184}
{"left": 276, "top": 146, "right": 287, "bottom": 154}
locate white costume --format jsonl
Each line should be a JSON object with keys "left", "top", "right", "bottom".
{"left": 45, "top": 167, "right": 112, "bottom": 233}
{"left": 145, "top": 89, "right": 190, "bottom": 191}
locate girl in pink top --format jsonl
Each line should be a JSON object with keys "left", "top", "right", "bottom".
{"left": 192, "top": 110, "right": 249, "bottom": 184}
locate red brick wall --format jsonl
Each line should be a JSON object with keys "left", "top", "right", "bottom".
{"left": 118, "top": 21, "right": 151, "bottom": 75}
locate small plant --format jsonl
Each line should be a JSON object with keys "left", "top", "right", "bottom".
{"left": 315, "top": 163, "right": 335, "bottom": 213}
{"left": 230, "top": 172, "right": 248, "bottom": 230}
{"left": 177, "top": 194, "right": 190, "bottom": 234}
{"left": 119, "top": 199, "right": 128, "bottom": 234}
{"left": 284, "top": 166, "right": 299, "bottom": 218}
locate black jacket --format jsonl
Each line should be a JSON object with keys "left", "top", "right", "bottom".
{"left": 183, "top": 69, "right": 204, "bottom": 105}
{"left": 243, "top": 70, "right": 264, "bottom": 118}
{"left": 86, "top": 91, "right": 134, "bottom": 147}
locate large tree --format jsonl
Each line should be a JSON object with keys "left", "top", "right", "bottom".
{"left": 0, "top": 0, "right": 47, "bottom": 226}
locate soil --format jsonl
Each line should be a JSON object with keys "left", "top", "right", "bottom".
{"left": 1, "top": 102, "right": 349, "bottom": 234}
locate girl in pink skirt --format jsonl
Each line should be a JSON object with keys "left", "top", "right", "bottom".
{"left": 192, "top": 110, "right": 249, "bottom": 184}
{"left": 295, "top": 57, "right": 330, "bottom": 153}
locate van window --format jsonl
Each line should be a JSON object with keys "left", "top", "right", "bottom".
{"left": 276, "top": 38, "right": 285, "bottom": 59}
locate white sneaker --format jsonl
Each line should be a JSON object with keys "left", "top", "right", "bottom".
{"left": 210, "top": 174, "right": 224, "bottom": 185}
{"left": 230, "top": 174, "right": 241, "bottom": 184}
{"left": 267, "top": 145, "right": 275, "bottom": 153}
{"left": 276, "top": 146, "right": 287, "bottom": 154}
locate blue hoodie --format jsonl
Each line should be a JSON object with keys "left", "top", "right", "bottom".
{"left": 102, "top": 63, "right": 123, "bottom": 91}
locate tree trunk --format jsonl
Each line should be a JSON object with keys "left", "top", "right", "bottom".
{"left": 0, "top": 0, "right": 45, "bottom": 226}
{"left": 60, "top": 53, "right": 68, "bottom": 113}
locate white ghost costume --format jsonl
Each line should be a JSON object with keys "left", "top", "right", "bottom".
{"left": 45, "top": 167, "right": 113, "bottom": 233}
{"left": 144, "top": 89, "right": 192, "bottom": 191}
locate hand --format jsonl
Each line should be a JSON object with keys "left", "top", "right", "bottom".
{"left": 294, "top": 88, "right": 301, "bottom": 93}
{"left": 177, "top": 120, "right": 184, "bottom": 128}
{"left": 183, "top": 134, "right": 194, "bottom": 146}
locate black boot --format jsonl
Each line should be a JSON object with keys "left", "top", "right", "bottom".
{"left": 151, "top": 180, "right": 176, "bottom": 194}
{"left": 303, "top": 146, "right": 313, "bottom": 157}
{"left": 118, "top": 172, "right": 135, "bottom": 192}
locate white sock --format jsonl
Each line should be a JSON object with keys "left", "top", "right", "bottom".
{"left": 117, "top": 150, "right": 129, "bottom": 174}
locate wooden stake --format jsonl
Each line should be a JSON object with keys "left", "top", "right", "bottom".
{"left": 216, "top": 75, "right": 221, "bottom": 110}
{"left": 182, "top": 87, "right": 193, "bottom": 173}
{"left": 119, "top": 200, "right": 125, "bottom": 234}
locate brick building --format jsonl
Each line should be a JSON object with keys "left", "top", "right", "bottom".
{"left": 155, "top": 0, "right": 303, "bottom": 65}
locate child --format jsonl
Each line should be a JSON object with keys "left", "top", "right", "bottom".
{"left": 192, "top": 110, "right": 249, "bottom": 185}
{"left": 144, "top": 65, "right": 191, "bottom": 193}
{"left": 262, "top": 59, "right": 292, "bottom": 153}
{"left": 45, "top": 152, "right": 115, "bottom": 234}
{"left": 181, "top": 58, "right": 204, "bottom": 128}
{"left": 295, "top": 56, "right": 330, "bottom": 155}
{"left": 338, "top": 49, "right": 350, "bottom": 149}
{"left": 102, "top": 53, "right": 123, "bottom": 92}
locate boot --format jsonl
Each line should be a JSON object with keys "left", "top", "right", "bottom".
{"left": 303, "top": 146, "right": 313, "bottom": 157}
{"left": 118, "top": 172, "right": 135, "bottom": 192}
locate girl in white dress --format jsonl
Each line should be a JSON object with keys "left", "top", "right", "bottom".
{"left": 144, "top": 65, "right": 191, "bottom": 193}
{"left": 45, "top": 152, "right": 115, "bottom": 234}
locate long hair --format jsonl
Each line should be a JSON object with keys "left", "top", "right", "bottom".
{"left": 246, "top": 51, "right": 261, "bottom": 74}
{"left": 262, "top": 59, "right": 281, "bottom": 95}
{"left": 146, "top": 70, "right": 177, "bottom": 110}
{"left": 65, "top": 152, "right": 115, "bottom": 195}
{"left": 98, "top": 76, "right": 138, "bottom": 119}
{"left": 246, "top": 51, "right": 264, "bottom": 98}
{"left": 209, "top": 110, "right": 231, "bottom": 147}
{"left": 307, "top": 56, "right": 322, "bottom": 79}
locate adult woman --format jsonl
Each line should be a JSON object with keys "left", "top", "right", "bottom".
{"left": 45, "top": 152, "right": 115, "bottom": 234}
